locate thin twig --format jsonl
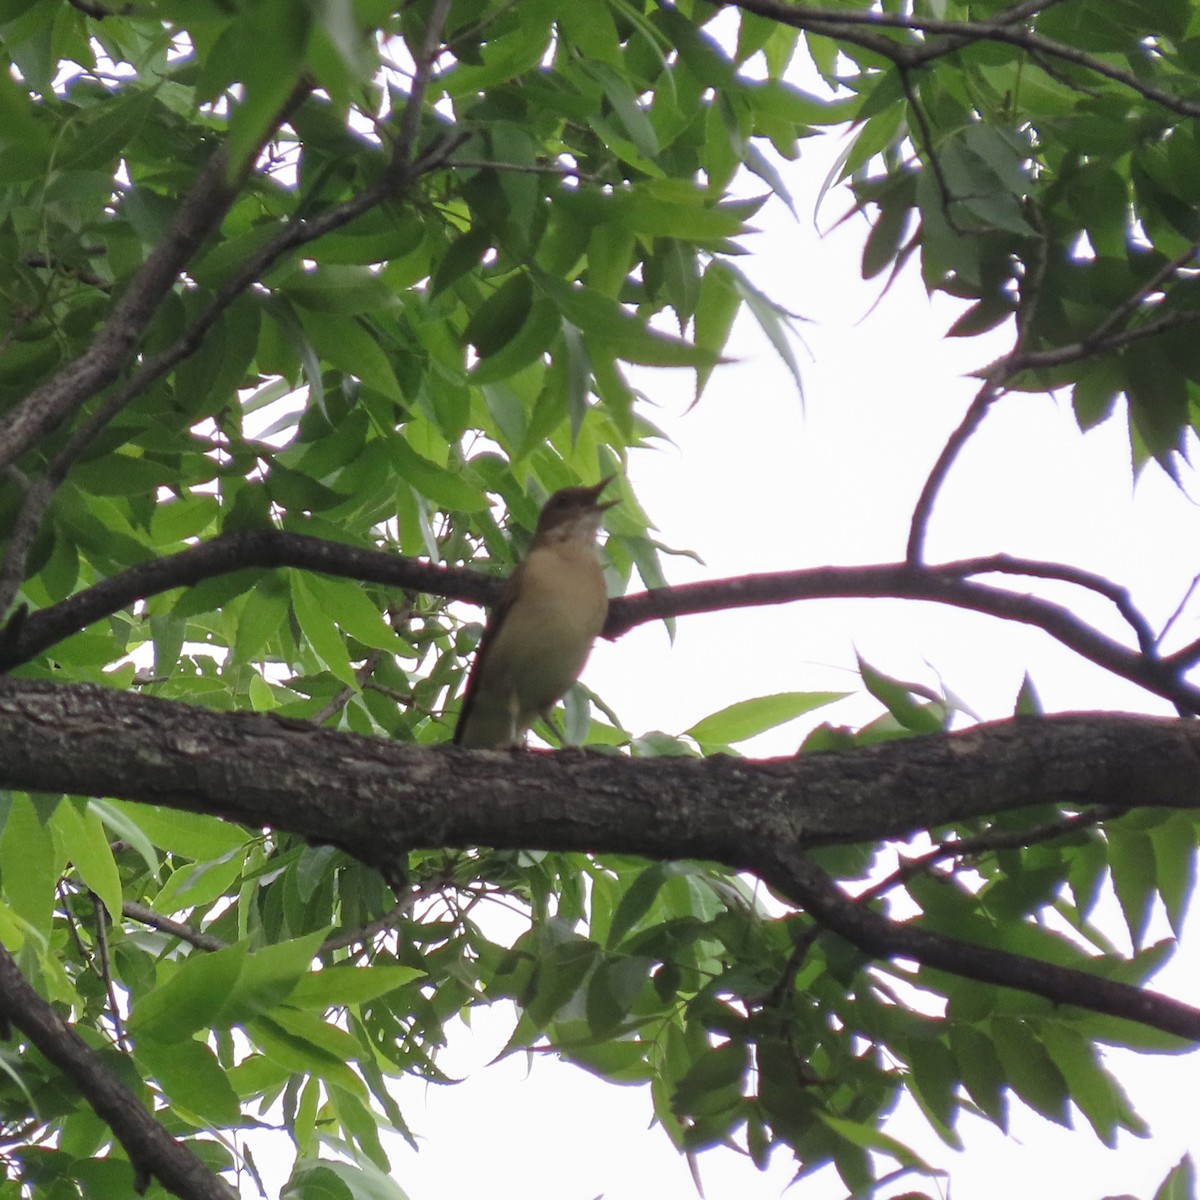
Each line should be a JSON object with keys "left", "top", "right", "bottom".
{"left": 1161, "top": 574, "right": 1200, "bottom": 664}
{"left": 309, "top": 650, "right": 385, "bottom": 726}
{"left": 124, "top": 894, "right": 424, "bottom": 957}
{"left": 905, "top": 371, "right": 1007, "bottom": 564}
{"left": 936, "top": 554, "right": 1157, "bottom": 654}
{"left": 726, "top": 0, "right": 1200, "bottom": 120}
{"left": 122, "top": 900, "right": 226, "bottom": 952}
{"left": 390, "top": 0, "right": 454, "bottom": 175}
{"left": 858, "top": 805, "right": 1123, "bottom": 903}
{"left": 92, "top": 892, "right": 128, "bottom": 1051}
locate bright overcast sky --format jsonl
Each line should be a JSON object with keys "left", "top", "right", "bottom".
{"left": 241, "top": 46, "right": 1200, "bottom": 1200}
{"left": 245, "top": 118, "right": 1200, "bottom": 1199}
{"left": 233, "top": 40, "right": 1200, "bottom": 1200}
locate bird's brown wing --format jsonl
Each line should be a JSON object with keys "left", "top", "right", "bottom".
{"left": 452, "top": 567, "right": 521, "bottom": 746}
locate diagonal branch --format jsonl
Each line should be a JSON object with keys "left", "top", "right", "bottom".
{"left": 858, "top": 804, "right": 1123, "bottom": 903}
{"left": 0, "top": 945, "right": 236, "bottom": 1200}
{"left": 0, "top": 122, "right": 467, "bottom": 621}
{"left": 762, "top": 852, "right": 1200, "bottom": 1041}
{"left": 0, "top": 81, "right": 310, "bottom": 478}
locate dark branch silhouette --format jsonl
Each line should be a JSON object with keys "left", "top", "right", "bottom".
{"left": 724, "top": 0, "right": 1200, "bottom": 120}
{"left": 1, "top": 678, "right": 1198, "bottom": 1039}
{"left": 3, "top": 533, "right": 1194, "bottom": 713}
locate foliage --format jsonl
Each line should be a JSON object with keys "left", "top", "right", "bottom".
{"left": 0, "top": 1, "right": 1197, "bottom": 1199}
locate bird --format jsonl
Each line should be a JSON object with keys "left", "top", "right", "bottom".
{"left": 453, "top": 478, "right": 615, "bottom": 748}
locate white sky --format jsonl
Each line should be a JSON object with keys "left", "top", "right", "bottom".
{"left": 326, "top": 123, "right": 1200, "bottom": 1200}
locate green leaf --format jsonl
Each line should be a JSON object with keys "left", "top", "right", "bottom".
{"left": 694, "top": 261, "right": 741, "bottom": 399}
{"left": 1153, "top": 1156, "right": 1197, "bottom": 1200}
{"left": 817, "top": 1113, "right": 936, "bottom": 1174}
{"left": 464, "top": 273, "right": 533, "bottom": 358}
{"left": 112, "top": 803, "right": 251, "bottom": 860}
{"left": 389, "top": 438, "right": 489, "bottom": 512}
{"left": 989, "top": 1017, "right": 1070, "bottom": 1125}
{"left": 289, "top": 965, "right": 423, "bottom": 1008}
{"left": 52, "top": 800, "right": 122, "bottom": 924}
{"left": 135, "top": 1038, "right": 242, "bottom": 1128}
{"left": 302, "top": 575, "right": 403, "bottom": 653}
{"left": 604, "top": 863, "right": 671, "bottom": 949}
{"left": 686, "top": 691, "right": 846, "bottom": 747}
{"left": 1148, "top": 812, "right": 1197, "bottom": 937}
{"left": 0, "top": 795, "right": 62, "bottom": 939}
{"left": 299, "top": 311, "right": 405, "bottom": 404}
{"left": 285, "top": 1155, "right": 411, "bottom": 1200}
{"left": 858, "top": 656, "right": 945, "bottom": 734}
{"left": 292, "top": 572, "right": 357, "bottom": 686}
{"left": 129, "top": 943, "right": 250, "bottom": 1041}
{"left": 1106, "top": 823, "right": 1156, "bottom": 948}
{"left": 532, "top": 272, "right": 719, "bottom": 370}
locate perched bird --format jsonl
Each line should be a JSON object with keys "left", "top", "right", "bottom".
{"left": 453, "top": 479, "right": 614, "bottom": 748}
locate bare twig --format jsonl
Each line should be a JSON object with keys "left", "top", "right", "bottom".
{"left": 449, "top": 157, "right": 605, "bottom": 183}
{"left": 66, "top": 0, "right": 140, "bottom": 16}
{"left": 391, "top": 0, "right": 454, "bottom": 174}
{"left": 858, "top": 804, "right": 1123, "bottom": 903}
{"left": 92, "top": 892, "right": 128, "bottom": 1051}
{"left": 938, "top": 554, "right": 1157, "bottom": 654}
{"left": 124, "top": 893, "right": 422, "bottom": 957}
{"left": 310, "top": 650, "right": 386, "bottom": 725}
{"left": 122, "top": 900, "right": 226, "bottom": 953}
{"left": 1162, "top": 574, "right": 1200, "bottom": 665}
{"left": 724, "top": 1, "right": 1200, "bottom": 120}
{"left": 906, "top": 372, "right": 1007, "bottom": 565}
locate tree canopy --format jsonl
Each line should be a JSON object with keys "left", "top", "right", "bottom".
{"left": 0, "top": 1, "right": 1198, "bottom": 1198}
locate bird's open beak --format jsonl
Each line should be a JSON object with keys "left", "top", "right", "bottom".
{"left": 587, "top": 475, "right": 617, "bottom": 510}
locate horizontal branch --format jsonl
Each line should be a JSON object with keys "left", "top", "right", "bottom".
{"left": 0, "top": 529, "right": 498, "bottom": 670}
{"left": 1, "top": 679, "right": 1198, "bottom": 1037}
{"left": 3, "top": 532, "right": 1194, "bottom": 713}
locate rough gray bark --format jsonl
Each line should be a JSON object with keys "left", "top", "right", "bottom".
{"left": 0, "top": 678, "right": 1196, "bottom": 866}
{"left": 4, "top": 678, "right": 1199, "bottom": 1037}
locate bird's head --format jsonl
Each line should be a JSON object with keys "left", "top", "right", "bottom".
{"left": 534, "top": 476, "right": 616, "bottom": 543}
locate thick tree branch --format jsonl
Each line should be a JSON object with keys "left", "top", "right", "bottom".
{"left": 0, "top": 946, "right": 235, "bottom": 1200}
{"left": 0, "top": 679, "right": 1198, "bottom": 1038}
